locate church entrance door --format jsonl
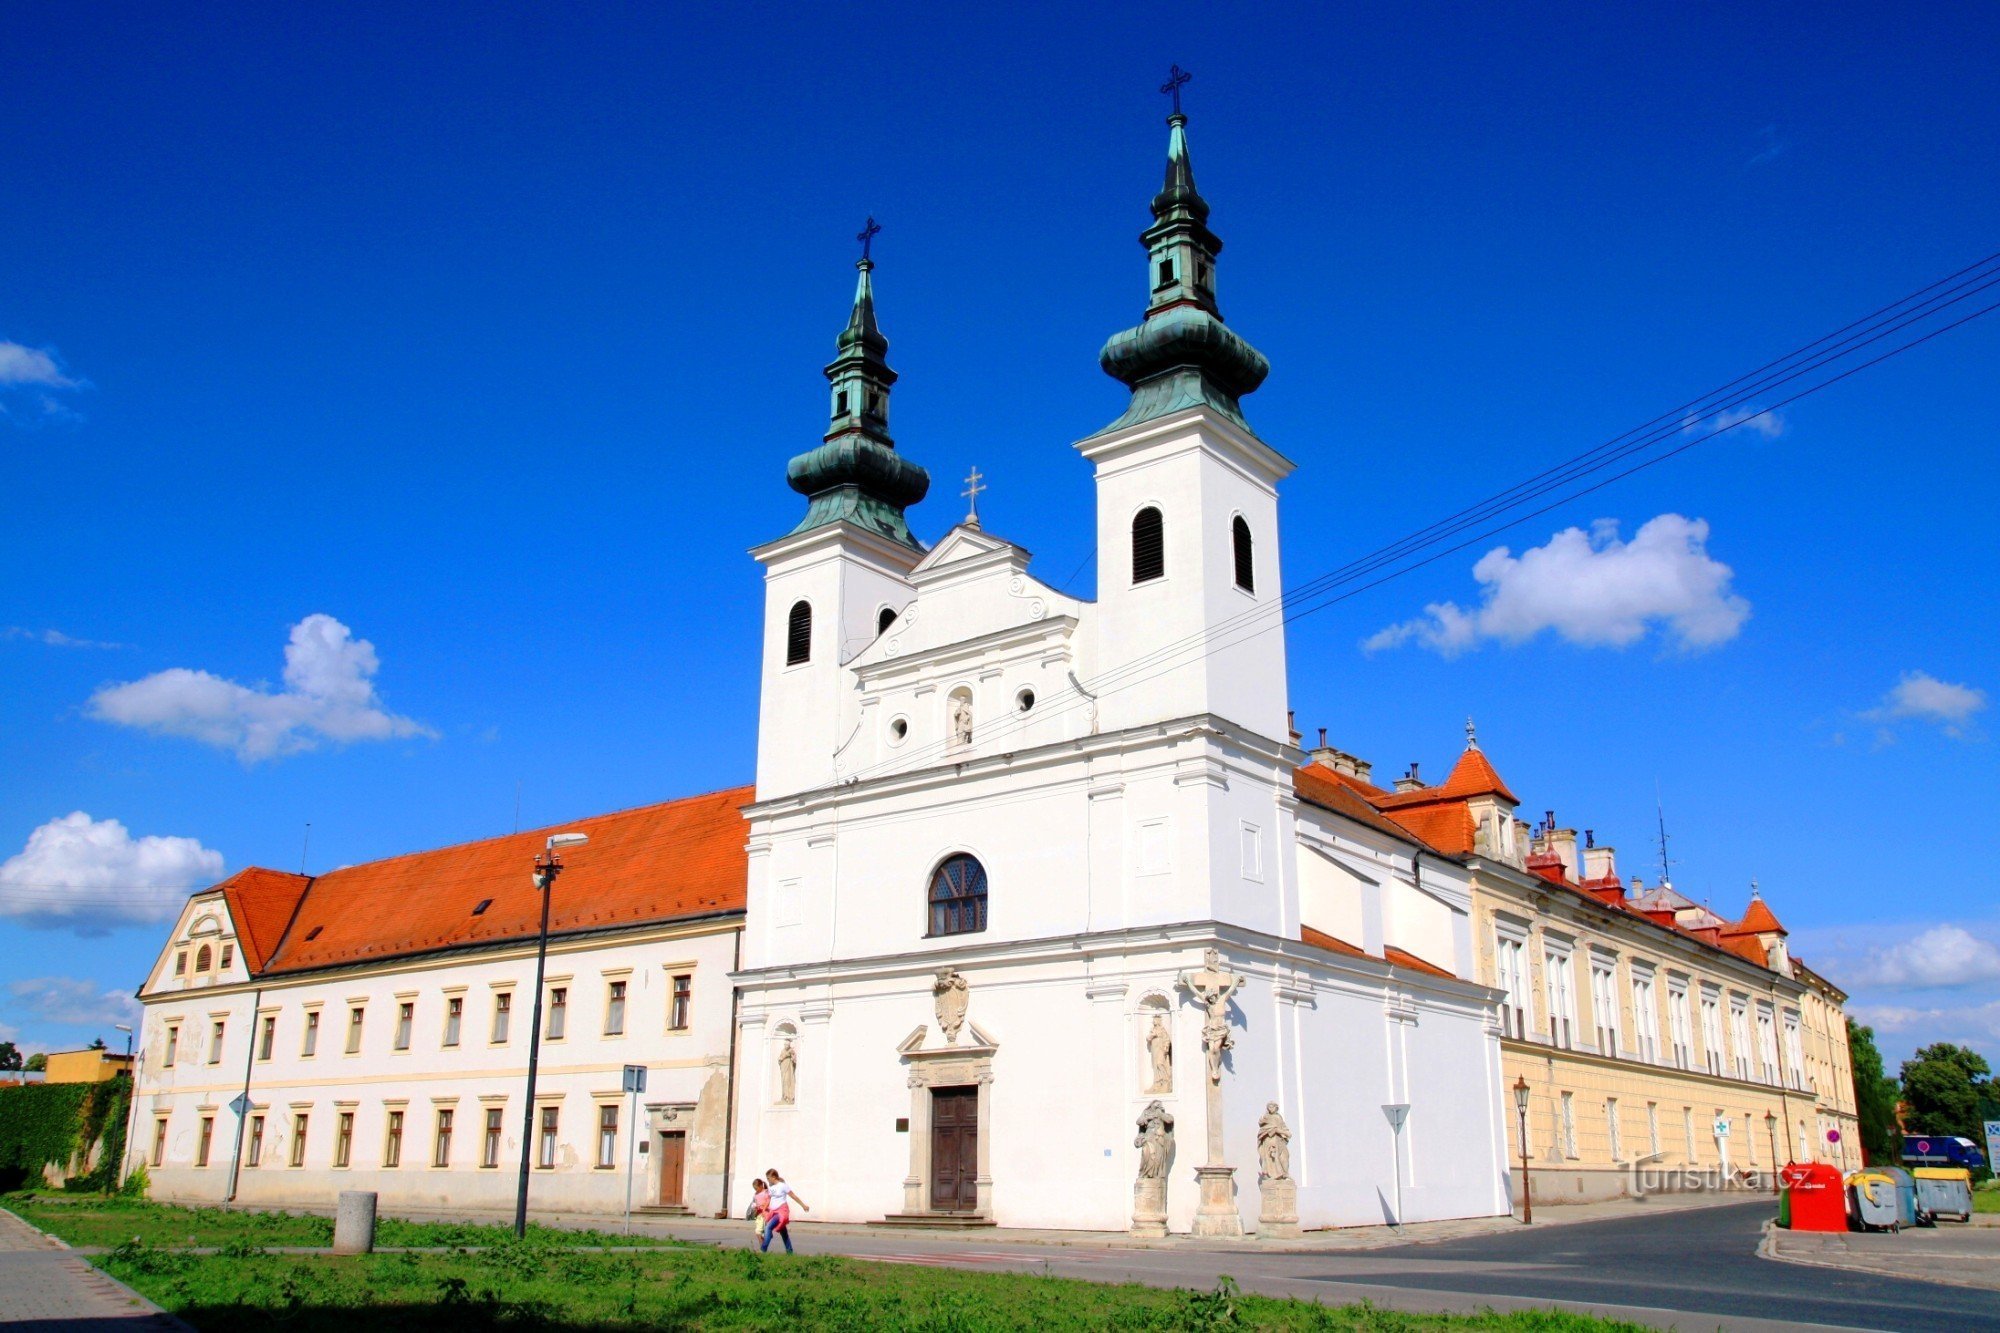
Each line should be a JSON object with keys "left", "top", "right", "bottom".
{"left": 657, "top": 1131, "right": 686, "bottom": 1207}
{"left": 928, "top": 1086, "right": 979, "bottom": 1212}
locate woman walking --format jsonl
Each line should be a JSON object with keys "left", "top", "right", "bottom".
{"left": 758, "top": 1166, "right": 809, "bottom": 1253}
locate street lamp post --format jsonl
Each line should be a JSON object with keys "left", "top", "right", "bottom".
{"left": 1512, "top": 1075, "right": 1533, "bottom": 1224}
{"left": 113, "top": 1023, "right": 136, "bottom": 1192}
{"left": 513, "top": 832, "right": 588, "bottom": 1238}
{"left": 1765, "top": 1112, "right": 1781, "bottom": 1193}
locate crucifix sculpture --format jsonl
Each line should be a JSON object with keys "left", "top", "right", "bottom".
{"left": 1160, "top": 64, "right": 1191, "bottom": 116}
{"left": 1178, "top": 946, "right": 1247, "bottom": 1235}
{"left": 856, "top": 216, "right": 881, "bottom": 263}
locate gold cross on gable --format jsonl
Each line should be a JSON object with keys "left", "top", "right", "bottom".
{"left": 961, "top": 466, "right": 986, "bottom": 525}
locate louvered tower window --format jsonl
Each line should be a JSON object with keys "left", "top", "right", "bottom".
{"left": 785, "top": 600, "right": 812, "bottom": 665}
{"left": 1131, "top": 507, "right": 1165, "bottom": 584}
{"left": 1232, "top": 516, "right": 1254, "bottom": 592}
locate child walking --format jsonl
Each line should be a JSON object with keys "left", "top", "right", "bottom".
{"left": 758, "top": 1166, "right": 809, "bottom": 1253}
{"left": 747, "top": 1176, "right": 769, "bottom": 1243}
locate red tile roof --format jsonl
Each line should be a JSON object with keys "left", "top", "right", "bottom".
{"left": 1380, "top": 801, "right": 1477, "bottom": 855}
{"left": 1437, "top": 746, "right": 1520, "bottom": 803}
{"left": 1292, "top": 766, "right": 1445, "bottom": 852}
{"left": 218, "top": 868, "right": 312, "bottom": 972}
{"left": 258, "top": 785, "right": 752, "bottom": 977}
{"left": 1300, "top": 924, "right": 1369, "bottom": 958}
{"left": 1385, "top": 945, "right": 1456, "bottom": 980}
{"left": 1725, "top": 896, "right": 1787, "bottom": 937}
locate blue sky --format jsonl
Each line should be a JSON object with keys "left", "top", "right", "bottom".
{"left": 2, "top": 2, "right": 1995, "bottom": 1067}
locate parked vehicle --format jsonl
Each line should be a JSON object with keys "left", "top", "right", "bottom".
{"left": 1900, "top": 1135, "right": 1987, "bottom": 1169}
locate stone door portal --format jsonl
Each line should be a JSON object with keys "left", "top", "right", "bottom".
{"left": 657, "top": 1130, "right": 686, "bottom": 1207}
{"left": 928, "top": 1086, "right": 979, "bottom": 1212}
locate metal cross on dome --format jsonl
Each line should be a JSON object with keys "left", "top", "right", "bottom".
{"left": 961, "top": 466, "right": 986, "bottom": 526}
{"left": 1160, "top": 64, "right": 1191, "bottom": 115}
{"left": 857, "top": 216, "right": 882, "bottom": 263}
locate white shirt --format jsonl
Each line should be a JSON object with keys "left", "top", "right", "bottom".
{"left": 767, "top": 1181, "right": 794, "bottom": 1214}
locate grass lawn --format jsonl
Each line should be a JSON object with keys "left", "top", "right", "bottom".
{"left": 1974, "top": 1188, "right": 1999, "bottom": 1215}
{"left": 5, "top": 1196, "right": 1652, "bottom": 1333}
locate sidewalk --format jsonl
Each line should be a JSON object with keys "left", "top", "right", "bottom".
{"left": 0, "top": 1207, "right": 186, "bottom": 1331}
{"left": 1763, "top": 1217, "right": 2000, "bottom": 1292}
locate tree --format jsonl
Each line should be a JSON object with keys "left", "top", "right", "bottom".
{"left": 24, "top": 1054, "right": 46, "bottom": 1073}
{"left": 0, "top": 1042, "right": 19, "bottom": 1072}
{"left": 1899, "top": 1042, "right": 1994, "bottom": 1142}
{"left": 1848, "top": 1020, "right": 1901, "bottom": 1165}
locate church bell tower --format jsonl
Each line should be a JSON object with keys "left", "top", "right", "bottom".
{"left": 752, "top": 224, "right": 930, "bottom": 801}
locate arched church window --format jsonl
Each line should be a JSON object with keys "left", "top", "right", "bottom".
{"left": 877, "top": 606, "right": 897, "bottom": 635}
{"left": 195, "top": 945, "right": 212, "bottom": 973}
{"left": 927, "top": 855, "right": 988, "bottom": 937}
{"left": 1132, "top": 507, "right": 1165, "bottom": 584}
{"left": 785, "top": 601, "right": 812, "bottom": 665}
{"left": 1232, "top": 516, "right": 1254, "bottom": 593}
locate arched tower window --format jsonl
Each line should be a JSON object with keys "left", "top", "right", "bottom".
{"left": 785, "top": 600, "right": 812, "bottom": 665}
{"left": 1131, "top": 507, "right": 1165, "bottom": 584}
{"left": 877, "top": 606, "right": 897, "bottom": 635}
{"left": 195, "top": 944, "right": 212, "bottom": 973}
{"left": 1232, "top": 516, "right": 1254, "bottom": 592}
{"left": 927, "top": 855, "right": 989, "bottom": 937}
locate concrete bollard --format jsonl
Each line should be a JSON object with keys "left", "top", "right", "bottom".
{"left": 332, "top": 1190, "right": 378, "bottom": 1255}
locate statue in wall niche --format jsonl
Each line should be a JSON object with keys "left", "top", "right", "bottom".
{"left": 933, "top": 968, "right": 969, "bottom": 1044}
{"left": 776, "top": 1039, "right": 797, "bottom": 1105}
{"left": 1134, "top": 1100, "right": 1175, "bottom": 1179}
{"left": 949, "top": 694, "right": 973, "bottom": 747}
{"left": 1257, "top": 1103, "right": 1292, "bottom": 1181}
{"left": 1145, "top": 1013, "right": 1173, "bottom": 1093}
{"left": 1179, "top": 947, "right": 1245, "bottom": 1085}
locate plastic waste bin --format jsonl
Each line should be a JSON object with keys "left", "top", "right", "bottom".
{"left": 1879, "top": 1166, "right": 1922, "bottom": 1228}
{"left": 1913, "top": 1167, "right": 1974, "bottom": 1223}
{"left": 1780, "top": 1162, "right": 1847, "bottom": 1232}
{"left": 1849, "top": 1169, "right": 1901, "bottom": 1231}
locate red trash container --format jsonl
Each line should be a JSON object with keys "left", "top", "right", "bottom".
{"left": 1781, "top": 1162, "right": 1847, "bottom": 1231}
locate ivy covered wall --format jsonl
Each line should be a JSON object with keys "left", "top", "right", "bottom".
{"left": 0, "top": 1079, "right": 130, "bottom": 1192}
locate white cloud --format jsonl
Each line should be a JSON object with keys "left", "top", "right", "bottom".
{"left": 0, "top": 341, "right": 75, "bottom": 388}
{"left": 1364, "top": 514, "right": 1751, "bottom": 657}
{"left": 1863, "top": 670, "right": 1988, "bottom": 739}
{"left": 4, "top": 627, "right": 127, "bottom": 649}
{"left": 0, "top": 813, "right": 223, "bottom": 933}
{"left": 1679, "top": 406, "right": 1784, "bottom": 441}
{"left": 1846, "top": 925, "right": 2000, "bottom": 991}
{"left": 89, "top": 613, "right": 435, "bottom": 761}
{"left": 1849, "top": 999, "right": 2000, "bottom": 1049}
{"left": 2, "top": 976, "right": 140, "bottom": 1032}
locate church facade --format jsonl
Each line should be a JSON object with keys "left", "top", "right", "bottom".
{"left": 728, "top": 108, "right": 1512, "bottom": 1232}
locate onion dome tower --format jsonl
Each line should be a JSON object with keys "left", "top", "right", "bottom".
{"left": 783, "top": 220, "right": 930, "bottom": 550}
{"left": 1097, "top": 75, "right": 1270, "bottom": 434}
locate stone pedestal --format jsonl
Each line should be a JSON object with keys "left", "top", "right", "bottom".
{"left": 1130, "top": 1177, "right": 1168, "bottom": 1238}
{"left": 332, "top": 1190, "right": 377, "bottom": 1255}
{"left": 1258, "top": 1177, "right": 1300, "bottom": 1239}
{"left": 1190, "top": 1164, "right": 1243, "bottom": 1237}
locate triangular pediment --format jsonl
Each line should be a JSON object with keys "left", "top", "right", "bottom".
{"left": 909, "top": 524, "right": 1031, "bottom": 581}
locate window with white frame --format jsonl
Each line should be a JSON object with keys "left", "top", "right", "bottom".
{"left": 1756, "top": 1005, "right": 1780, "bottom": 1084}
{"left": 1494, "top": 928, "right": 1532, "bottom": 1040}
{"left": 1630, "top": 968, "right": 1660, "bottom": 1063}
{"left": 1560, "top": 1091, "right": 1578, "bottom": 1158}
{"left": 1729, "top": 998, "right": 1752, "bottom": 1079}
{"left": 1606, "top": 1098, "right": 1622, "bottom": 1161}
{"left": 1647, "top": 1102, "right": 1661, "bottom": 1157}
{"left": 1699, "top": 988, "right": 1725, "bottom": 1075}
{"left": 1589, "top": 954, "right": 1620, "bottom": 1055}
{"left": 1667, "top": 979, "right": 1694, "bottom": 1070}
{"left": 1783, "top": 1011, "right": 1806, "bottom": 1090}
{"left": 1683, "top": 1106, "right": 1697, "bottom": 1161}
{"left": 1544, "top": 945, "right": 1577, "bottom": 1049}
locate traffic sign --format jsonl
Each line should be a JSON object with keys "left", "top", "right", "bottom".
{"left": 1713, "top": 1116, "right": 1731, "bottom": 1138}
{"left": 621, "top": 1065, "right": 646, "bottom": 1094}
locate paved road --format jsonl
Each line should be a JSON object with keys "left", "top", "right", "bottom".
{"left": 651, "top": 1200, "right": 2000, "bottom": 1332}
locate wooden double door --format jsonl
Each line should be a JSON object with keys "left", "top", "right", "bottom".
{"left": 928, "top": 1086, "right": 979, "bottom": 1213}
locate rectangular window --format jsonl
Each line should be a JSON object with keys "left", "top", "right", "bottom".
{"left": 546, "top": 987, "right": 567, "bottom": 1041}
{"left": 483, "top": 1108, "right": 504, "bottom": 1168}
{"left": 384, "top": 1111, "right": 404, "bottom": 1167}
{"left": 220, "top": 943, "right": 234, "bottom": 970}
{"left": 443, "top": 996, "right": 463, "bottom": 1048}
{"left": 1729, "top": 1000, "right": 1752, "bottom": 1080}
{"left": 302, "top": 1010, "right": 320, "bottom": 1058}
{"left": 1589, "top": 959, "right": 1620, "bottom": 1055}
{"left": 1629, "top": 972, "right": 1659, "bottom": 1063}
{"left": 289, "top": 1114, "right": 309, "bottom": 1167}
{"left": 668, "top": 974, "right": 692, "bottom": 1031}
{"left": 163, "top": 1024, "right": 179, "bottom": 1068}
{"left": 1647, "top": 1102, "right": 1661, "bottom": 1158}
{"left": 247, "top": 1115, "right": 265, "bottom": 1167}
{"left": 1606, "top": 1098, "right": 1622, "bottom": 1161}
{"left": 394, "top": 1001, "right": 414, "bottom": 1051}
{"left": 1668, "top": 982, "right": 1694, "bottom": 1070}
{"left": 1543, "top": 948, "right": 1575, "bottom": 1049}
{"left": 604, "top": 980, "right": 626, "bottom": 1036}
{"left": 538, "top": 1106, "right": 559, "bottom": 1169}
{"left": 597, "top": 1104, "right": 618, "bottom": 1168}
{"left": 174, "top": 951, "right": 187, "bottom": 976}
{"left": 152, "top": 1117, "right": 168, "bottom": 1166}
{"left": 1756, "top": 1007, "right": 1780, "bottom": 1084}
{"left": 491, "top": 992, "right": 512, "bottom": 1044}
{"left": 335, "top": 1111, "right": 354, "bottom": 1168}
{"left": 196, "top": 1115, "right": 215, "bottom": 1167}
{"left": 1783, "top": 1012, "right": 1806, "bottom": 1090}
{"left": 257, "top": 1015, "right": 276, "bottom": 1062}
{"left": 1700, "top": 992, "right": 1724, "bottom": 1076}
{"left": 208, "top": 1019, "right": 226, "bottom": 1064}
{"left": 1493, "top": 933, "right": 1532, "bottom": 1040}
{"left": 1560, "top": 1091, "right": 1577, "bottom": 1158}
{"left": 1684, "top": 1107, "right": 1697, "bottom": 1161}
{"left": 346, "top": 1006, "right": 365, "bottom": 1054}
{"left": 433, "top": 1109, "right": 454, "bottom": 1167}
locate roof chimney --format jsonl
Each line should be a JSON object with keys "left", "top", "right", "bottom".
{"left": 1582, "top": 843, "right": 1617, "bottom": 884}
{"left": 1307, "top": 738, "right": 1373, "bottom": 784}
{"left": 1393, "top": 762, "right": 1424, "bottom": 793}
{"left": 1547, "top": 828, "right": 1579, "bottom": 881}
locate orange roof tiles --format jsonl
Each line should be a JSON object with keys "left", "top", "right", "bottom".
{"left": 1437, "top": 746, "right": 1520, "bottom": 803}
{"left": 1385, "top": 945, "right": 1457, "bottom": 980}
{"left": 1292, "top": 766, "right": 1445, "bottom": 852}
{"left": 218, "top": 868, "right": 311, "bottom": 972}
{"left": 1300, "top": 924, "right": 1369, "bottom": 958}
{"left": 1726, "top": 897, "right": 1787, "bottom": 937}
{"left": 259, "top": 785, "right": 752, "bottom": 977}
{"left": 1379, "top": 801, "right": 1477, "bottom": 855}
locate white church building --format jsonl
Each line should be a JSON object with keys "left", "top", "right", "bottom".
{"left": 128, "top": 102, "right": 1512, "bottom": 1235}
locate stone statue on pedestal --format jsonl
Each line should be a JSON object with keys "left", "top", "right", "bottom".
{"left": 1145, "top": 1013, "right": 1173, "bottom": 1093}
{"left": 1257, "top": 1102, "right": 1291, "bottom": 1180}
{"left": 1130, "top": 1099, "right": 1174, "bottom": 1238}
{"left": 1255, "top": 1101, "right": 1301, "bottom": 1239}
{"left": 776, "top": 1039, "right": 797, "bottom": 1105}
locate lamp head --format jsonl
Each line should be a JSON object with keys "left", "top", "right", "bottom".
{"left": 1512, "top": 1076, "right": 1530, "bottom": 1113}
{"left": 114, "top": 1023, "right": 133, "bottom": 1033}
{"left": 546, "top": 832, "right": 589, "bottom": 851}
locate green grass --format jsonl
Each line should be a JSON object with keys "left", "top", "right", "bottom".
{"left": 3, "top": 1194, "right": 676, "bottom": 1250}
{"left": 1974, "top": 1189, "right": 1999, "bottom": 1215}
{"left": 6, "top": 1196, "right": 1654, "bottom": 1332}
